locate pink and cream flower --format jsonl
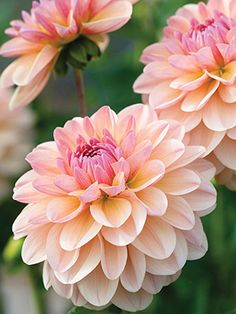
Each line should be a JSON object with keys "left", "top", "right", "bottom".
{"left": 0, "top": 0, "right": 136, "bottom": 109}
{"left": 13, "top": 105, "right": 216, "bottom": 311}
{"left": 134, "top": 0, "right": 236, "bottom": 191}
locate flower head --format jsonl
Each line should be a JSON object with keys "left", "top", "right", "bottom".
{"left": 13, "top": 104, "right": 216, "bottom": 311}
{"left": 0, "top": 0, "right": 136, "bottom": 109}
{"left": 0, "top": 87, "right": 33, "bottom": 200}
{"left": 134, "top": 0, "right": 236, "bottom": 190}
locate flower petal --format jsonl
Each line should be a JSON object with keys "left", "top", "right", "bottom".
{"left": 120, "top": 245, "right": 146, "bottom": 292}
{"left": 127, "top": 160, "right": 165, "bottom": 192}
{"left": 101, "top": 240, "right": 127, "bottom": 280}
{"left": 90, "top": 197, "right": 132, "bottom": 228}
{"left": 133, "top": 217, "right": 176, "bottom": 259}
{"left": 60, "top": 210, "right": 102, "bottom": 250}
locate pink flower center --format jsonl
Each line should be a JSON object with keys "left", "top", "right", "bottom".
{"left": 72, "top": 131, "right": 122, "bottom": 184}
{"left": 179, "top": 13, "right": 235, "bottom": 53}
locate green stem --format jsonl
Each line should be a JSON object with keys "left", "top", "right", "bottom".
{"left": 74, "top": 69, "right": 86, "bottom": 117}
{"left": 28, "top": 266, "right": 45, "bottom": 314}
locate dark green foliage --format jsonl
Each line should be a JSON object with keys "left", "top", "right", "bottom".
{"left": 54, "top": 36, "right": 102, "bottom": 76}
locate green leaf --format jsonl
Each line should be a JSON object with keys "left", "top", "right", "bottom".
{"left": 81, "top": 37, "right": 101, "bottom": 58}
{"left": 67, "top": 307, "right": 80, "bottom": 314}
{"left": 67, "top": 54, "right": 87, "bottom": 70}
{"left": 69, "top": 43, "right": 88, "bottom": 64}
{"left": 2, "top": 237, "right": 24, "bottom": 272}
{"left": 54, "top": 50, "right": 68, "bottom": 77}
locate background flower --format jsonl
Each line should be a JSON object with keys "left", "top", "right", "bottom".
{"left": 13, "top": 104, "right": 216, "bottom": 312}
{"left": 0, "top": 0, "right": 137, "bottom": 109}
{"left": 133, "top": 0, "right": 236, "bottom": 190}
{"left": 0, "top": 87, "right": 34, "bottom": 199}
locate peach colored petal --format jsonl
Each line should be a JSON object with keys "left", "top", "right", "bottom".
{"left": 133, "top": 218, "right": 176, "bottom": 259}
{"left": 136, "top": 186, "right": 168, "bottom": 216}
{"left": 127, "top": 140, "right": 153, "bottom": 175}
{"left": 151, "top": 139, "right": 185, "bottom": 167}
{"left": 187, "top": 123, "right": 225, "bottom": 156}
{"left": 82, "top": 1, "right": 132, "bottom": 34}
{"left": 79, "top": 265, "right": 119, "bottom": 307}
{"left": 149, "top": 82, "right": 186, "bottom": 109}
{"left": 156, "top": 168, "right": 200, "bottom": 195}
{"left": 71, "top": 285, "right": 87, "bottom": 307}
{"left": 91, "top": 106, "right": 117, "bottom": 138}
{"left": 13, "top": 181, "right": 48, "bottom": 204}
{"left": 32, "top": 176, "right": 65, "bottom": 196}
{"left": 228, "top": 126, "right": 236, "bottom": 139}
{"left": 55, "top": 237, "right": 101, "bottom": 284}
{"left": 46, "top": 196, "right": 82, "bottom": 223}
{"left": 162, "top": 196, "right": 195, "bottom": 230}
{"left": 140, "top": 43, "right": 170, "bottom": 64}
{"left": 22, "top": 224, "right": 51, "bottom": 265}
{"left": 101, "top": 199, "right": 147, "bottom": 246}
{"left": 170, "top": 72, "right": 208, "bottom": 91}
{"left": 133, "top": 72, "right": 160, "bottom": 94}
{"left": 144, "top": 61, "right": 183, "bottom": 79}
{"left": 207, "top": 61, "right": 236, "bottom": 85}
{"left": 169, "top": 54, "right": 200, "bottom": 72}
{"left": 219, "top": 81, "right": 236, "bottom": 103}
{"left": 90, "top": 197, "right": 132, "bottom": 228}
{"left": 167, "top": 146, "right": 205, "bottom": 172}
{"left": 127, "top": 160, "right": 165, "bottom": 192}
{"left": 203, "top": 93, "right": 236, "bottom": 131}
{"left": 158, "top": 103, "right": 202, "bottom": 132}
{"left": 180, "top": 80, "right": 219, "bottom": 112}
{"left": 214, "top": 136, "right": 236, "bottom": 170}
{"left": 142, "top": 274, "right": 166, "bottom": 294}
{"left": 146, "top": 230, "right": 187, "bottom": 276}
{"left": 12, "top": 45, "right": 58, "bottom": 86}
{"left": 120, "top": 245, "right": 146, "bottom": 293}
{"left": 112, "top": 285, "right": 153, "bottom": 312}
{"left": 9, "top": 63, "right": 52, "bottom": 109}
{"left": 0, "top": 37, "right": 42, "bottom": 57}
{"left": 60, "top": 211, "right": 102, "bottom": 250}
{"left": 43, "top": 262, "right": 73, "bottom": 298}
{"left": 46, "top": 224, "right": 79, "bottom": 272}
{"left": 101, "top": 240, "right": 127, "bottom": 280}
{"left": 184, "top": 178, "right": 217, "bottom": 212}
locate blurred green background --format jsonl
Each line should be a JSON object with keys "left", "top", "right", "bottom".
{"left": 0, "top": 0, "right": 236, "bottom": 313}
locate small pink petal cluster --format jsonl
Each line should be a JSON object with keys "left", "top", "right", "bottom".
{"left": 134, "top": 0, "right": 236, "bottom": 190}
{"left": 13, "top": 105, "right": 216, "bottom": 312}
{"left": 0, "top": 87, "right": 33, "bottom": 199}
{"left": 0, "top": 0, "right": 137, "bottom": 109}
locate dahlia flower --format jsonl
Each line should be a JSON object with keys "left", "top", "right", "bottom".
{"left": 0, "top": 87, "right": 33, "bottom": 200}
{"left": 0, "top": 0, "right": 137, "bottom": 109}
{"left": 13, "top": 104, "right": 216, "bottom": 311}
{"left": 134, "top": 0, "right": 236, "bottom": 191}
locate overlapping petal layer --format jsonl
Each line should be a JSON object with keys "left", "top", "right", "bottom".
{"left": 13, "top": 104, "right": 216, "bottom": 311}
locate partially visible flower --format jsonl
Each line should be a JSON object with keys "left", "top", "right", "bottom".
{"left": 185, "top": 123, "right": 236, "bottom": 191}
{"left": 13, "top": 104, "right": 216, "bottom": 312}
{"left": 133, "top": 0, "right": 236, "bottom": 190}
{"left": 0, "top": 87, "right": 33, "bottom": 200}
{"left": 0, "top": 0, "right": 137, "bottom": 109}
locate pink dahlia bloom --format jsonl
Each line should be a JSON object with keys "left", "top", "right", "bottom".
{"left": 0, "top": 0, "right": 136, "bottom": 109}
{"left": 134, "top": 0, "right": 236, "bottom": 190}
{"left": 13, "top": 105, "right": 216, "bottom": 311}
